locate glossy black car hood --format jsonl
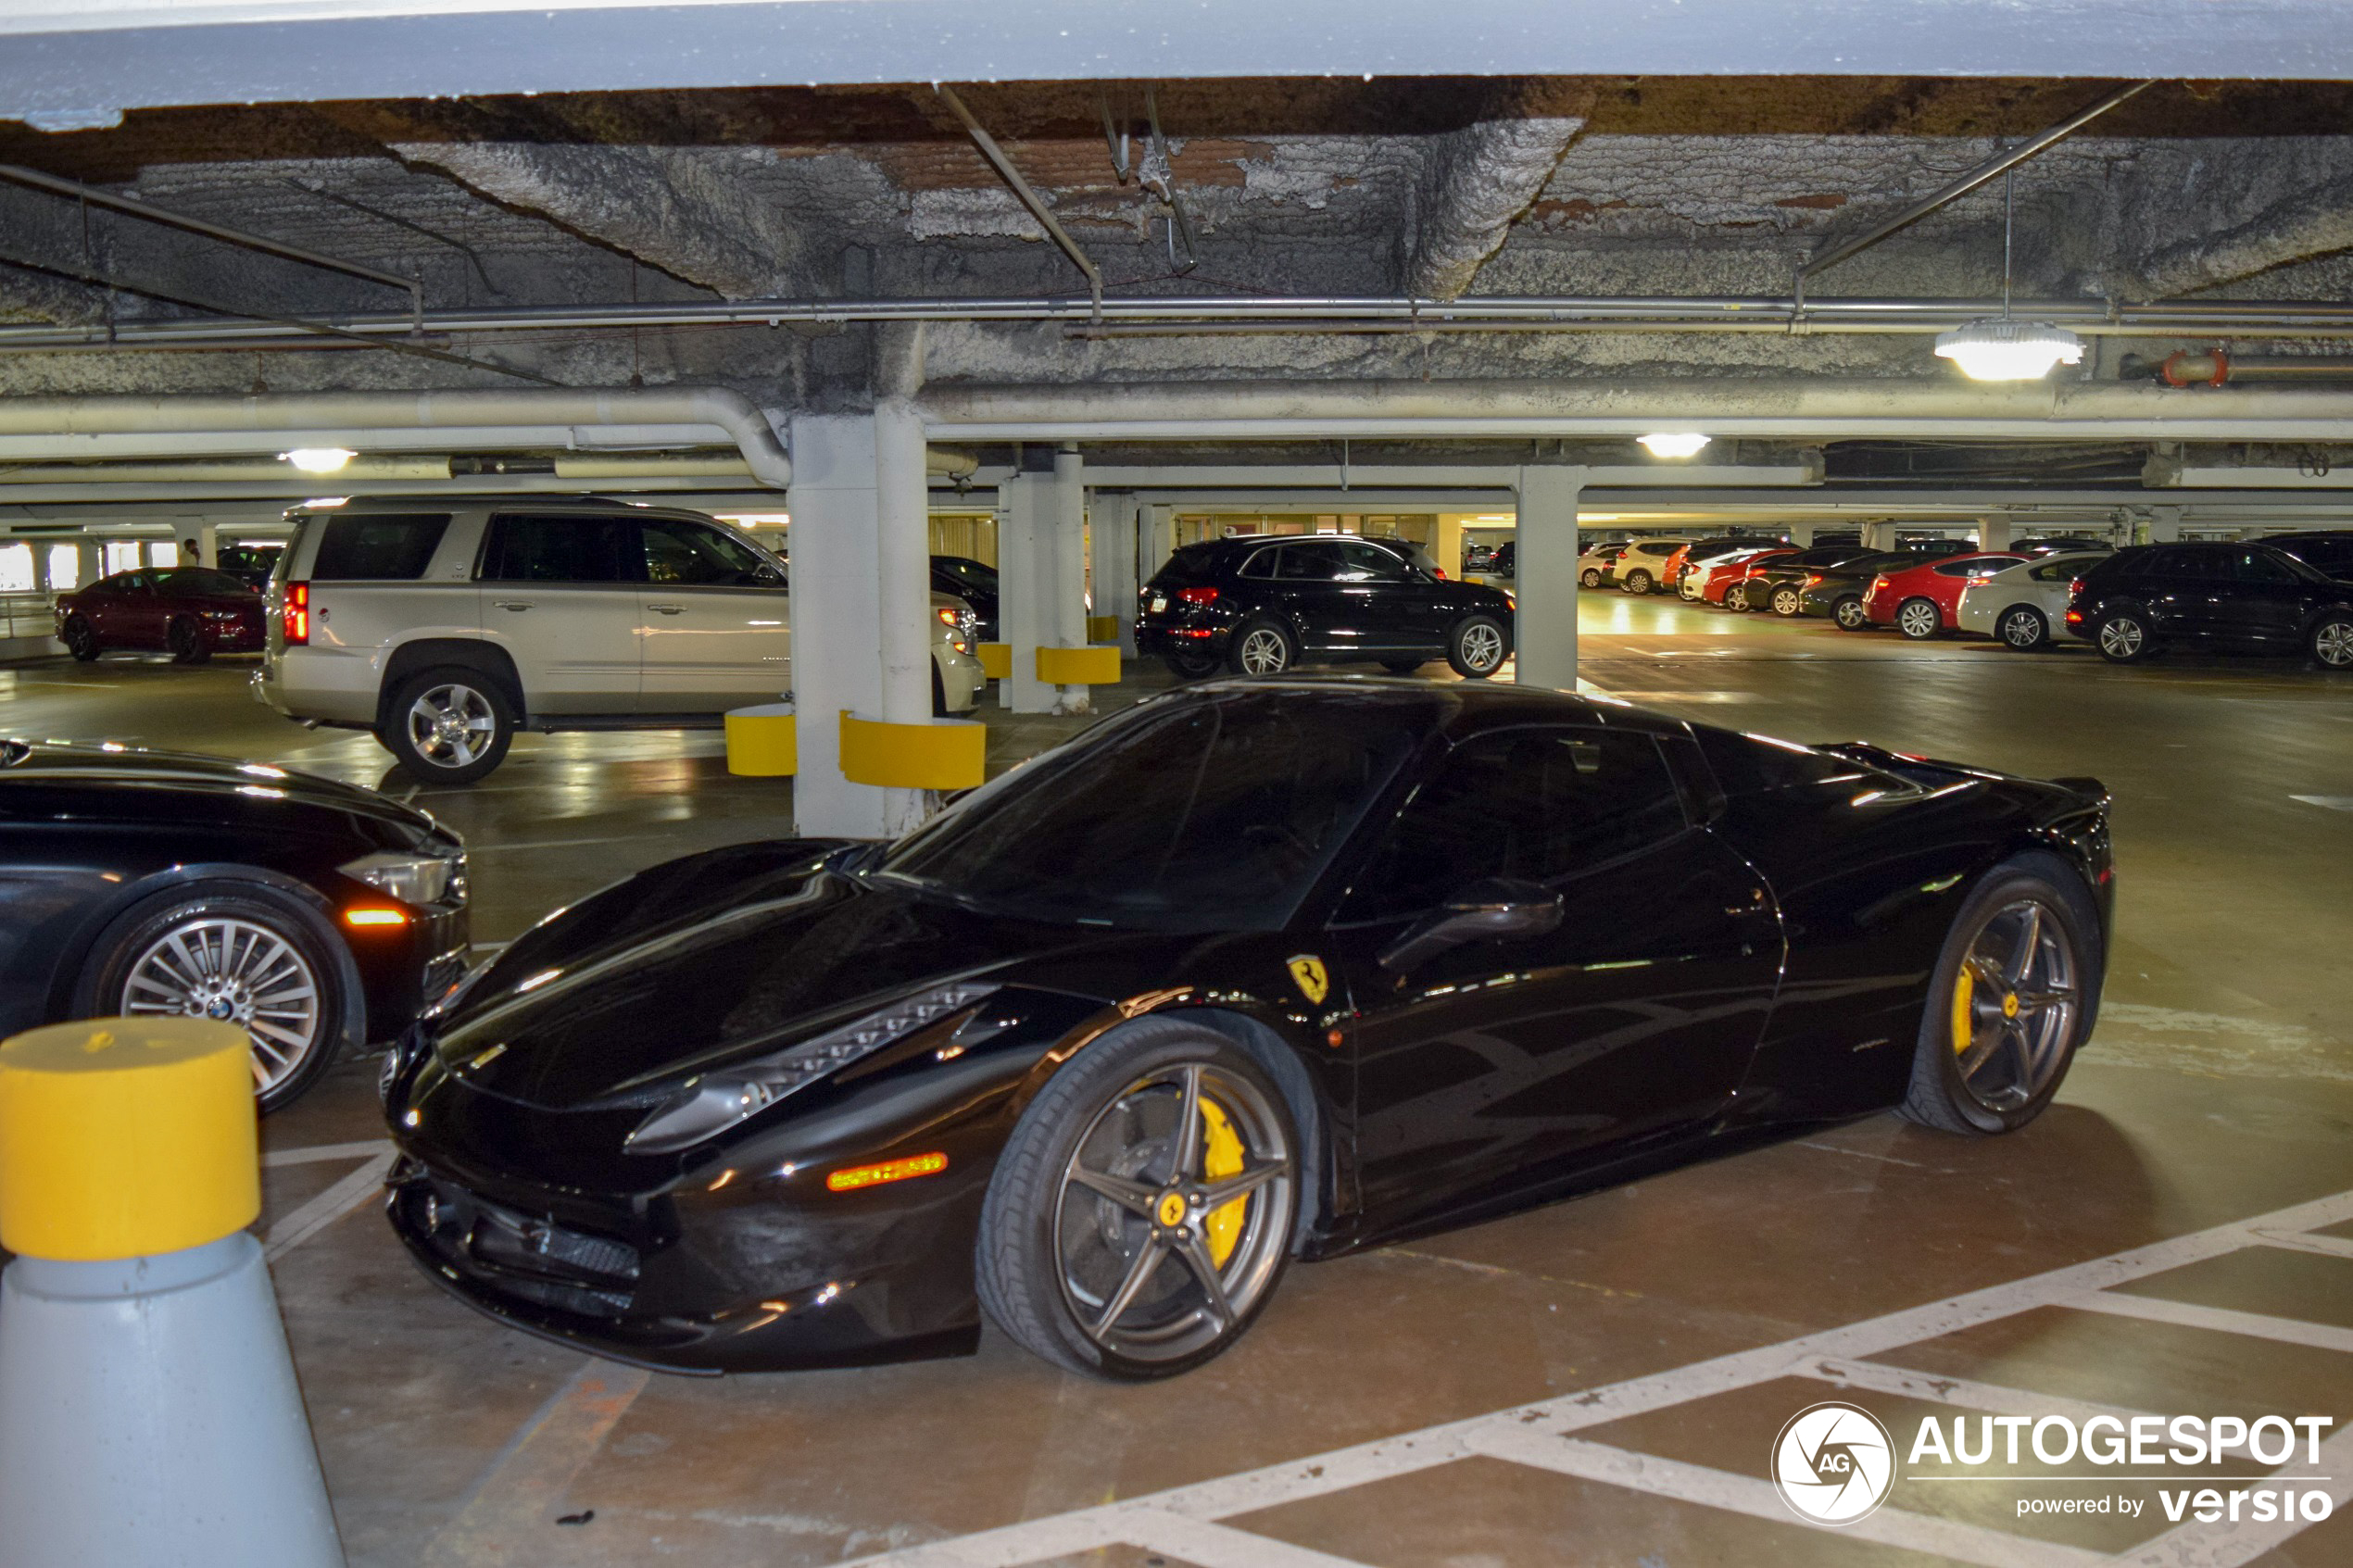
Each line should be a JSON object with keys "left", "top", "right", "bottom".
{"left": 1, "top": 739, "right": 445, "bottom": 839}
{"left": 434, "top": 846, "right": 1142, "bottom": 1110}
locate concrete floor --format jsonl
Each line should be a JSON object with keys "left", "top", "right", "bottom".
{"left": 6, "top": 596, "right": 2352, "bottom": 1568}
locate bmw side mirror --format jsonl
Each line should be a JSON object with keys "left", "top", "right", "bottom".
{"left": 1378, "top": 877, "right": 1564, "bottom": 972}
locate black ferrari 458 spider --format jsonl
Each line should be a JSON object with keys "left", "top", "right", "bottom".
{"left": 385, "top": 678, "right": 2111, "bottom": 1380}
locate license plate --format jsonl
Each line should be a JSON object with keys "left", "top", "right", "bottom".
{"left": 1149, "top": 595, "right": 1168, "bottom": 612}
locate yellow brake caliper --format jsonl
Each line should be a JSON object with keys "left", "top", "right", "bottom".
{"left": 1198, "top": 1097, "right": 1247, "bottom": 1267}
{"left": 1951, "top": 966, "right": 1975, "bottom": 1057}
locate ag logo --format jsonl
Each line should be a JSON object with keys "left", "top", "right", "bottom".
{"left": 1286, "top": 954, "right": 1329, "bottom": 1005}
{"left": 1770, "top": 1402, "right": 1895, "bottom": 1525}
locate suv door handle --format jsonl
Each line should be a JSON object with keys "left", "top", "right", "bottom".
{"left": 647, "top": 603, "right": 685, "bottom": 615}
{"left": 494, "top": 600, "right": 533, "bottom": 611}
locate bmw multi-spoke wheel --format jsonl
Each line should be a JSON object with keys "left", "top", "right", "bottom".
{"left": 1770, "top": 586, "right": 1803, "bottom": 616}
{"left": 2095, "top": 612, "right": 2153, "bottom": 663}
{"left": 80, "top": 888, "right": 348, "bottom": 1112}
{"left": 1832, "top": 596, "right": 1870, "bottom": 632}
{"left": 1895, "top": 597, "right": 1942, "bottom": 639}
{"left": 1228, "top": 621, "right": 1296, "bottom": 676}
{"left": 384, "top": 667, "right": 514, "bottom": 784}
{"left": 1901, "top": 855, "right": 2099, "bottom": 1135}
{"left": 1999, "top": 606, "right": 2048, "bottom": 649}
{"left": 977, "top": 1020, "right": 1300, "bottom": 1379}
{"left": 2309, "top": 615, "right": 2353, "bottom": 670}
{"left": 1447, "top": 613, "right": 1510, "bottom": 679}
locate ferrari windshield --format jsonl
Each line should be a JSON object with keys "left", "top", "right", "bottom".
{"left": 876, "top": 688, "right": 1428, "bottom": 931}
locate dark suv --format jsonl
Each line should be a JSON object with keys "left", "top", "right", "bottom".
{"left": 2064, "top": 542, "right": 2353, "bottom": 667}
{"left": 2259, "top": 531, "right": 2353, "bottom": 581}
{"left": 1139, "top": 535, "right": 1514, "bottom": 679}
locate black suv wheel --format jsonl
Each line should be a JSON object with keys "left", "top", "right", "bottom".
{"left": 1446, "top": 614, "right": 1510, "bottom": 679}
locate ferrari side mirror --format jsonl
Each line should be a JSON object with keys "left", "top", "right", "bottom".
{"left": 1378, "top": 876, "right": 1564, "bottom": 972}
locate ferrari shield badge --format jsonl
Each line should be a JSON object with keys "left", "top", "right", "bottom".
{"left": 1286, "top": 954, "right": 1330, "bottom": 1005}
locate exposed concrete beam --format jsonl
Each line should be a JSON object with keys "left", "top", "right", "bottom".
{"left": 0, "top": 262, "right": 107, "bottom": 326}
{"left": 387, "top": 136, "right": 809, "bottom": 300}
{"left": 1403, "top": 81, "right": 1594, "bottom": 301}
{"left": 2131, "top": 171, "right": 2353, "bottom": 297}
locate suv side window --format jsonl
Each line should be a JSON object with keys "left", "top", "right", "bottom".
{"left": 640, "top": 519, "right": 778, "bottom": 586}
{"left": 310, "top": 513, "right": 452, "bottom": 581}
{"left": 1336, "top": 541, "right": 1411, "bottom": 582}
{"left": 2230, "top": 549, "right": 2296, "bottom": 583}
{"left": 1278, "top": 541, "right": 1350, "bottom": 581}
{"left": 480, "top": 515, "right": 640, "bottom": 583}
{"left": 2144, "top": 546, "right": 2222, "bottom": 580}
{"left": 1238, "top": 546, "right": 1280, "bottom": 580}
{"left": 1340, "top": 727, "right": 1691, "bottom": 922}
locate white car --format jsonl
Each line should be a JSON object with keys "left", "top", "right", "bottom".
{"left": 1955, "top": 553, "right": 2106, "bottom": 650}
{"left": 258, "top": 496, "right": 985, "bottom": 783}
{"left": 1610, "top": 538, "right": 1692, "bottom": 596}
{"left": 1679, "top": 546, "right": 1775, "bottom": 602}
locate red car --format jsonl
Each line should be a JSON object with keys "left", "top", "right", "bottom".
{"left": 1861, "top": 552, "right": 2028, "bottom": 638}
{"left": 56, "top": 567, "right": 266, "bottom": 664}
{"left": 1704, "top": 547, "right": 1800, "bottom": 610}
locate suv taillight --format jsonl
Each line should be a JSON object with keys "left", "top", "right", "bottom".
{"left": 1176, "top": 586, "right": 1219, "bottom": 606}
{"left": 283, "top": 582, "right": 309, "bottom": 645}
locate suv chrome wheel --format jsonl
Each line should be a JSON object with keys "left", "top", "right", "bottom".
{"left": 1457, "top": 621, "right": 1505, "bottom": 673}
{"left": 1236, "top": 626, "right": 1291, "bottom": 675}
{"left": 408, "top": 682, "right": 498, "bottom": 769}
{"left": 2313, "top": 616, "right": 2353, "bottom": 668}
{"left": 120, "top": 916, "right": 322, "bottom": 1095}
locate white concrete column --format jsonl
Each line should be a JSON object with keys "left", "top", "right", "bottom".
{"left": 74, "top": 540, "right": 100, "bottom": 590}
{"left": 1513, "top": 465, "right": 1583, "bottom": 694}
{"left": 786, "top": 410, "right": 931, "bottom": 839}
{"left": 999, "top": 472, "right": 1056, "bottom": 714}
{"left": 1093, "top": 492, "right": 1141, "bottom": 656}
{"left": 1787, "top": 521, "right": 1816, "bottom": 547}
{"left": 1978, "top": 515, "right": 2012, "bottom": 551}
{"left": 1861, "top": 520, "right": 1894, "bottom": 551}
{"left": 1048, "top": 447, "right": 1091, "bottom": 714}
{"left": 2148, "top": 506, "right": 2184, "bottom": 543}
{"left": 192, "top": 522, "right": 218, "bottom": 568}
{"left": 1141, "top": 502, "right": 1176, "bottom": 581}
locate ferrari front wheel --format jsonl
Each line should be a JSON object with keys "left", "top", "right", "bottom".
{"left": 1899, "top": 854, "right": 2100, "bottom": 1136}
{"left": 976, "top": 1019, "right": 1299, "bottom": 1380}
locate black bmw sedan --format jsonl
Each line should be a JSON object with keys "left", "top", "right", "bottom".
{"left": 1136, "top": 535, "right": 1512, "bottom": 680}
{"left": 386, "top": 679, "right": 2110, "bottom": 1381}
{"left": 1, "top": 739, "right": 470, "bottom": 1110}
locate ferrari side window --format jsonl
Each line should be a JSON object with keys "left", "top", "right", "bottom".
{"left": 1342, "top": 728, "right": 1689, "bottom": 922}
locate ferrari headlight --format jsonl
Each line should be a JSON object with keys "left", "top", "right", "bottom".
{"left": 340, "top": 848, "right": 468, "bottom": 908}
{"left": 623, "top": 980, "right": 1000, "bottom": 1154}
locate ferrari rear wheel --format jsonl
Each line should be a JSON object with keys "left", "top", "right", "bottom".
{"left": 1900, "top": 854, "right": 2100, "bottom": 1136}
{"left": 976, "top": 1019, "right": 1299, "bottom": 1380}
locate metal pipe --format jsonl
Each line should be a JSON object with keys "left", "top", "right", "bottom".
{"left": 0, "top": 160, "right": 425, "bottom": 325}
{"left": 934, "top": 86, "right": 1102, "bottom": 307}
{"left": 13, "top": 287, "right": 2353, "bottom": 354}
{"left": 1800, "top": 81, "right": 2156, "bottom": 282}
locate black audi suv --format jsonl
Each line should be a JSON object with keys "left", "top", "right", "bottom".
{"left": 2065, "top": 542, "right": 2353, "bottom": 667}
{"left": 1138, "top": 536, "right": 1515, "bottom": 680}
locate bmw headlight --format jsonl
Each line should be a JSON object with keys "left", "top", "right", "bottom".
{"left": 623, "top": 980, "right": 999, "bottom": 1154}
{"left": 340, "top": 847, "right": 469, "bottom": 908}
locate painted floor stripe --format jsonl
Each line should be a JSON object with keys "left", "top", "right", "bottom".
{"left": 842, "top": 1185, "right": 2353, "bottom": 1568}
{"left": 2060, "top": 1292, "right": 2353, "bottom": 1356}
{"left": 422, "top": 1361, "right": 653, "bottom": 1568}
{"left": 1799, "top": 1356, "right": 2159, "bottom": 1429}
{"left": 1123, "top": 1512, "right": 1382, "bottom": 1568}
{"left": 262, "top": 1149, "right": 395, "bottom": 1262}
{"left": 2251, "top": 1227, "right": 2353, "bottom": 1262}
{"left": 1466, "top": 1429, "right": 2105, "bottom": 1568}
{"left": 263, "top": 1137, "right": 395, "bottom": 1167}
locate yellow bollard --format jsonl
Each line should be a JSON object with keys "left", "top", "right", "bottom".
{"left": 0, "top": 1018, "right": 345, "bottom": 1565}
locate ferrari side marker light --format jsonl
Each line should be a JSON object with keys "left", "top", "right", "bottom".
{"left": 825, "top": 1152, "right": 949, "bottom": 1193}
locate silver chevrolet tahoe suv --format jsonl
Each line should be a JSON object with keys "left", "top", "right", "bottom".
{"left": 258, "top": 496, "right": 983, "bottom": 784}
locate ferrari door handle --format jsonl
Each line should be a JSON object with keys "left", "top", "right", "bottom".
{"left": 647, "top": 603, "right": 685, "bottom": 615}
{"left": 493, "top": 600, "right": 533, "bottom": 611}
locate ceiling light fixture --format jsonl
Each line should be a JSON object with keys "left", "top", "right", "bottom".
{"left": 282, "top": 446, "right": 357, "bottom": 474}
{"left": 1638, "top": 433, "right": 1711, "bottom": 459}
{"left": 1932, "top": 168, "right": 2082, "bottom": 382}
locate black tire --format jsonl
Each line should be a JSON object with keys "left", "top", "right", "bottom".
{"left": 2309, "top": 613, "right": 2353, "bottom": 670}
{"left": 1227, "top": 619, "right": 1296, "bottom": 677}
{"left": 74, "top": 883, "right": 355, "bottom": 1114}
{"left": 1445, "top": 613, "right": 1511, "bottom": 679}
{"left": 62, "top": 615, "right": 101, "bottom": 661}
{"left": 1162, "top": 649, "right": 1222, "bottom": 681}
{"left": 1998, "top": 605, "right": 2048, "bottom": 650}
{"left": 2094, "top": 610, "right": 2155, "bottom": 664}
{"left": 975, "top": 1017, "right": 1301, "bottom": 1381}
{"left": 167, "top": 617, "right": 213, "bottom": 665}
{"left": 1769, "top": 585, "right": 1803, "bottom": 617}
{"left": 383, "top": 667, "right": 514, "bottom": 784}
{"left": 1895, "top": 596, "right": 1942, "bottom": 640}
{"left": 1832, "top": 596, "right": 1871, "bottom": 632}
{"left": 1621, "top": 569, "right": 1654, "bottom": 596}
{"left": 1579, "top": 569, "right": 1603, "bottom": 589}
{"left": 1897, "top": 854, "right": 2102, "bottom": 1136}
{"left": 1381, "top": 659, "right": 1426, "bottom": 674}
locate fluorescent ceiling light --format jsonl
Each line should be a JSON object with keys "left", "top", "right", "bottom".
{"left": 282, "top": 446, "right": 357, "bottom": 474}
{"left": 1933, "top": 320, "right": 2084, "bottom": 382}
{"left": 1637, "top": 433, "right": 1711, "bottom": 459}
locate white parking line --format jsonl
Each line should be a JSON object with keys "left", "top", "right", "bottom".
{"left": 1801, "top": 1356, "right": 2158, "bottom": 1429}
{"left": 263, "top": 1137, "right": 395, "bottom": 1167}
{"left": 842, "top": 1184, "right": 2353, "bottom": 1568}
{"left": 2061, "top": 1291, "right": 2353, "bottom": 1356}
{"left": 2115, "top": 1424, "right": 2353, "bottom": 1568}
{"left": 262, "top": 1148, "right": 396, "bottom": 1262}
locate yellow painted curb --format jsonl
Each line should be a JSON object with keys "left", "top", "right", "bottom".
{"left": 1037, "top": 644, "right": 1122, "bottom": 684}
{"left": 724, "top": 705, "right": 798, "bottom": 776}
{"left": 839, "top": 710, "right": 987, "bottom": 790}
{"left": 1086, "top": 614, "right": 1121, "bottom": 643}
{"left": 976, "top": 641, "right": 1013, "bottom": 680}
{"left": 0, "top": 1017, "right": 258, "bottom": 1261}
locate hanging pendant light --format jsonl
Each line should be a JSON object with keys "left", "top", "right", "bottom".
{"left": 1932, "top": 165, "right": 2084, "bottom": 382}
